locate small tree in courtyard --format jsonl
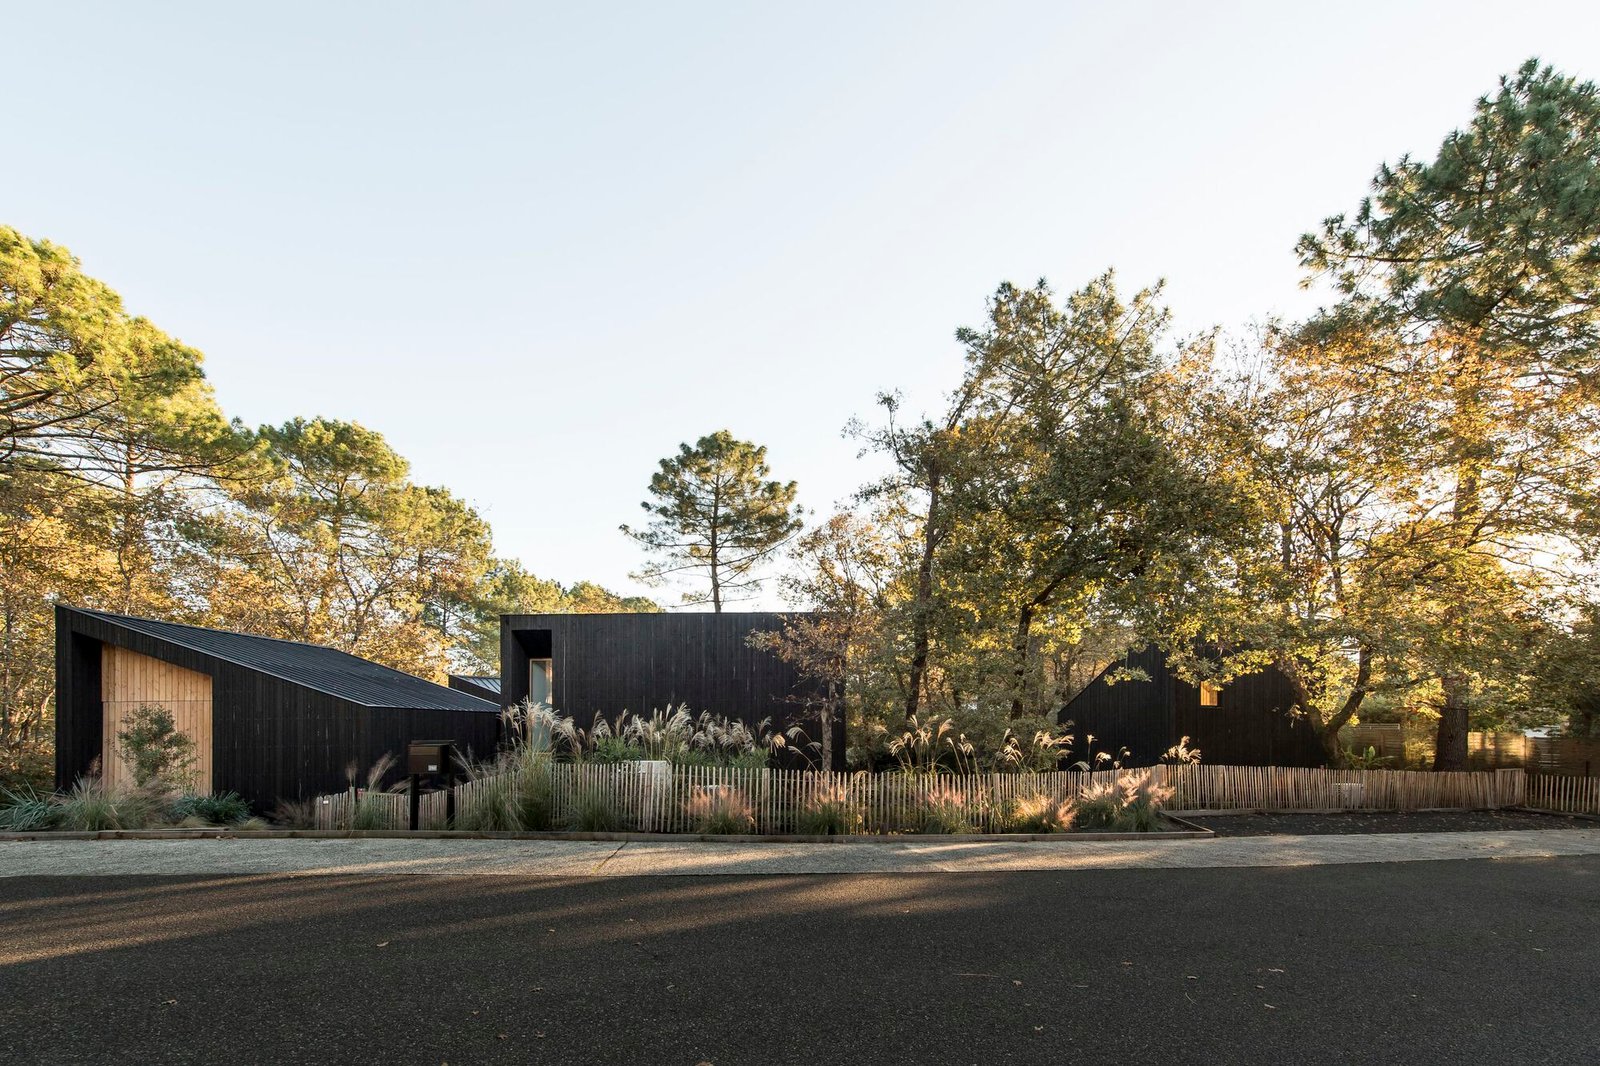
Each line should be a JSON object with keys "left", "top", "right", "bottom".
{"left": 114, "top": 704, "right": 197, "bottom": 787}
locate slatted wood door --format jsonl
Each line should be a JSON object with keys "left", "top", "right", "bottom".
{"left": 100, "top": 646, "right": 214, "bottom": 792}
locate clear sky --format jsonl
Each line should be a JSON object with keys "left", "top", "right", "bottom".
{"left": 8, "top": 1, "right": 1600, "bottom": 607}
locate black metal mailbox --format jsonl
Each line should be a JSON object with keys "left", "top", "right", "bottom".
{"left": 407, "top": 740, "right": 456, "bottom": 777}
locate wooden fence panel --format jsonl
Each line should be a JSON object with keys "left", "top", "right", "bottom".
{"left": 307, "top": 764, "right": 1560, "bottom": 832}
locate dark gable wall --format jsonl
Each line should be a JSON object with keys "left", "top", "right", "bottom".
{"left": 55, "top": 607, "right": 501, "bottom": 807}
{"left": 54, "top": 616, "right": 103, "bottom": 788}
{"left": 1056, "top": 648, "right": 1182, "bottom": 767}
{"left": 1059, "top": 645, "right": 1327, "bottom": 768}
{"left": 500, "top": 613, "right": 841, "bottom": 766}
{"left": 1173, "top": 661, "right": 1325, "bottom": 768}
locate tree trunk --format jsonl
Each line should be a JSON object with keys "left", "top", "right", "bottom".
{"left": 1008, "top": 602, "right": 1035, "bottom": 719}
{"left": 903, "top": 475, "right": 940, "bottom": 721}
{"left": 819, "top": 679, "right": 837, "bottom": 770}
{"left": 709, "top": 490, "right": 722, "bottom": 612}
{"left": 1433, "top": 342, "right": 1484, "bottom": 771}
{"left": 1433, "top": 675, "right": 1470, "bottom": 770}
{"left": 1318, "top": 645, "right": 1371, "bottom": 765}
{"left": 1009, "top": 574, "right": 1071, "bottom": 718}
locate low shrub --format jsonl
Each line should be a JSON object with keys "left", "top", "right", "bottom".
{"left": 725, "top": 750, "right": 770, "bottom": 771}
{"left": 1075, "top": 770, "right": 1175, "bottom": 832}
{"left": 1076, "top": 779, "right": 1126, "bottom": 831}
{"left": 453, "top": 774, "right": 516, "bottom": 831}
{"left": 1340, "top": 745, "right": 1390, "bottom": 770}
{"left": 344, "top": 754, "right": 398, "bottom": 830}
{"left": 685, "top": 786, "right": 755, "bottom": 834}
{"left": 349, "top": 795, "right": 392, "bottom": 831}
{"left": 795, "top": 783, "right": 862, "bottom": 835}
{"left": 511, "top": 764, "right": 556, "bottom": 832}
{"left": 590, "top": 736, "right": 645, "bottom": 764}
{"left": 1009, "top": 793, "right": 1079, "bottom": 833}
{"left": 270, "top": 797, "right": 319, "bottom": 829}
{"left": 52, "top": 778, "right": 167, "bottom": 831}
{"left": 115, "top": 705, "right": 198, "bottom": 788}
{"left": 1118, "top": 770, "right": 1175, "bottom": 832}
{"left": 568, "top": 787, "right": 624, "bottom": 832}
{"left": 169, "top": 792, "right": 252, "bottom": 826}
{"left": 0, "top": 786, "right": 58, "bottom": 831}
{"left": 913, "top": 785, "right": 974, "bottom": 834}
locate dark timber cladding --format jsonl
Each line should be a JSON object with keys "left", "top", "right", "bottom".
{"left": 56, "top": 606, "right": 501, "bottom": 808}
{"left": 1058, "top": 646, "right": 1326, "bottom": 768}
{"left": 500, "top": 612, "right": 844, "bottom": 768}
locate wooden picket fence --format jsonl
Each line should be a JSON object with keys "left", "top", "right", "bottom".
{"left": 1161, "top": 764, "right": 1526, "bottom": 813}
{"left": 1525, "top": 772, "right": 1600, "bottom": 817}
{"left": 310, "top": 763, "right": 1566, "bottom": 832}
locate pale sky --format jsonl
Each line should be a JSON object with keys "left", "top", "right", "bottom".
{"left": 8, "top": 1, "right": 1600, "bottom": 607}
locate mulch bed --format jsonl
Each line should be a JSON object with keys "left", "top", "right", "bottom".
{"left": 1187, "top": 808, "right": 1594, "bottom": 837}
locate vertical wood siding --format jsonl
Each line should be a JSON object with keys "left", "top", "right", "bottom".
{"left": 99, "top": 646, "right": 214, "bottom": 791}
{"left": 1061, "top": 646, "right": 1327, "bottom": 768}
{"left": 501, "top": 613, "right": 842, "bottom": 768}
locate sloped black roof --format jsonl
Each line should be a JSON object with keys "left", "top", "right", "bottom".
{"left": 70, "top": 607, "right": 498, "bottom": 713}
{"left": 449, "top": 674, "right": 501, "bottom": 695}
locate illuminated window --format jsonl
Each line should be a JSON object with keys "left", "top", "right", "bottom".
{"left": 1199, "top": 681, "right": 1220, "bottom": 707}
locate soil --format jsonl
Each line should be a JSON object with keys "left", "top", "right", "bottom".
{"left": 1185, "top": 808, "right": 1595, "bottom": 836}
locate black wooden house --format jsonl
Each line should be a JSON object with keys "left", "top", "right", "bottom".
{"left": 56, "top": 606, "right": 501, "bottom": 807}
{"left": 1059, "top": 646, "right": 1326, "bottom": 768}
{"left": 500, "top": 612, "right": 843, "bottom": 768}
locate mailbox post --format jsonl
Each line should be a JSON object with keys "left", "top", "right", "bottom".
{"left": 407, "top": 740, "right": 457, "bottom": 831}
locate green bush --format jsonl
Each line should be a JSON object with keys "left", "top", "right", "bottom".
{"left": 568, "top": 787, "right": 624, "bottom": 832}
{"left": 270, "top": 797, "right": 319, "bottom": 829}
{"left": 589, "top": 736, "right": 644, "bottom": 764}
{"left": 1118, "top": 770, "right": 1175, "bottom": 832}
{"left": 115, "top": 705, "right": 198, "bottom": 788}
{"left": 1075, "top": 781, "right": 1125, "bottom": 831}
{"left": 1341, "top": 745, "right": 1390, "bottom": 770}
{"left": 350, "top": 795, "right": 392, "bottom": 831}
{"left": 169, "top": 792, "right": 252, "bottom": 826}
{"left": 453, "top": 775, "right": 516, "bottom": 831}
{"left": 1075, "top": 771, "right": 1175, "bottom": 832}
{"left": 1, "top": 744, "right": 53, "bottom": 797}
{"left": 343, "top": 754, "right": 398, "bottom": 830}
{"left": 52, "top": 779, "right": 166, "bottom": 831}
{"left": 511, "top": 766, "right": 555, "bottom": 831}
{"left": 0, "top": 786, "right": 58, "bottom": 831}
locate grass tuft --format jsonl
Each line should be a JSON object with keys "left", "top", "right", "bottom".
{"left": 795, "top": 783, "right": 862, "bottom": 835}
{"left": 1010, "top": 792, "right": 1080, "bottom": 833}
{"left": 685, "top": 786, "right": 755, "bottom": 834}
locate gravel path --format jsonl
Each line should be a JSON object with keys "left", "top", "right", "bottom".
{"left": 6, "top": 826, "right": 1600, "bottom": 876}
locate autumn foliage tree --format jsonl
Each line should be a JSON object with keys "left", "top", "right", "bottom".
{"left": 1297, "top": 59, "right": 1600, "bottom": 768}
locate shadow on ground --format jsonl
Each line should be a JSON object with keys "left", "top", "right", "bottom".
{"left": 2, "top": 859, "right": 1598, "bottom": 1065}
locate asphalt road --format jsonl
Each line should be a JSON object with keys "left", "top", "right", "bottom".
{"left": 2, "top": 858, "right": 1597, "bottom": 1065}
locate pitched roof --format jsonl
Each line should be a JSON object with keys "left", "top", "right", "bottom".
{"left": 69, "top": 608, "right": 498, "bottom": 713}
{"left": 450, "top": 674, "right": 501, "bottom": 695}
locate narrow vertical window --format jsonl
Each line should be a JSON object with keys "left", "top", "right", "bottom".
{"left": 530, "top": 659, "right": 553, "bottom": 709}
{"left": 1199, "top": 681, "right": 1220, "bottom": 707}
